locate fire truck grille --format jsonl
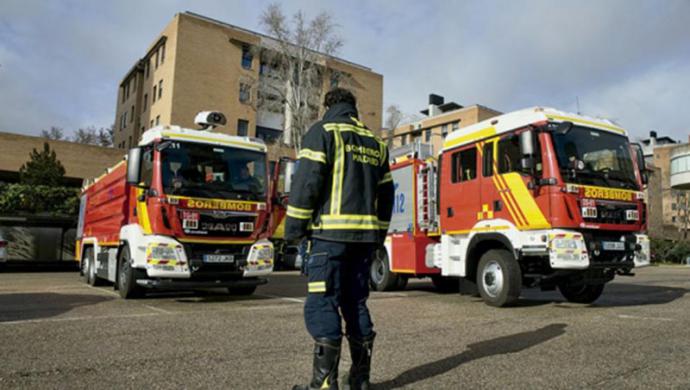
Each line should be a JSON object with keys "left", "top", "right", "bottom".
{"left": 580, "top": 201, "right": 639, "bottom": 225}
{"left": 179, "top": 210, "right": 256, "bottom": 238}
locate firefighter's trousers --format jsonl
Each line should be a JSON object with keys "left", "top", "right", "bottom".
{"left": 303, "top": 238, "right": 377, "bottom": 341}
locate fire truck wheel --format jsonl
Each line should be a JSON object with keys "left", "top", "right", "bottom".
{"left": 431, "top": 276, "right": 460, "bottom": 293}
{"left": 369, "top": 247, "right": 399, "bottom": 292}
{"left": 476, "top": 249, "right": 521, "bottom": 307}
{"left": 395, "top": 275, "right": 409, "bottom": 290}
{"left": 117, "top": 246, "right": 143, "bottom": 299}
{"left": 83, "top": 247, "right": 101, "bottom": 286}
{"left": 558, "top": 280, "right": 605, "bottom": 304}
{"left": 227, "top": 285, "right": 258, "bottom": 295}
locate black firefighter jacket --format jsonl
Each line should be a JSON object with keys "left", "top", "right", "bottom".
{"left": 285, "top": 103, "right": 394, "bottom": 244}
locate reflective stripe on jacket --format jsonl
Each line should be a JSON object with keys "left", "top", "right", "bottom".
{"left": 285, "top": 103, "right": 394, "bottom": 243}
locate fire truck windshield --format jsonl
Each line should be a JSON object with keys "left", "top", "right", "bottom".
{"left": 550, "top": 125, "right": 638, "bottom": 190}
{"left": 160, "top": 141, "right": 267, "bottom": 201}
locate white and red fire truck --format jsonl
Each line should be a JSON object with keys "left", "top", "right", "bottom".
{"left": 76, "top": 112, "right": 291, "bottom": 298}
{"left": 372, "top": 107, "right": 650, "bottom": 306}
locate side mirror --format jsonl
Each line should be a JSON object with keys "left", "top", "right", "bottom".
{"left": 520, "top": 130, "right": 535, "bottom": 156}
{"left": 630, "top": 143, "right": 648, "bottom": 185}
{"left": 283, "top": 160, "right": 296, "bottom": 195}
{"left": 126, "top": 147, "right": 142, "bottom": 185}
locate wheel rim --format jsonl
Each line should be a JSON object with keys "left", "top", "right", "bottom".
{"left": 119, "top": 258, "right": 129, "bottom": 290}
{"left": 481, "top": 260, "right": 503, "bottom": 298}
{"left": 88, "top": 255, "right": 95, "bottom": 282}
{"left": 371, "top": 251, "right": 386, "bottom": 285}
{"left": 82, "top": 254, "right": 89, "bottom": 277}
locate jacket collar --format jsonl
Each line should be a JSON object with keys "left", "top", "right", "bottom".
{"left": 323, "top": 102, "right": 359, "bottom": 122}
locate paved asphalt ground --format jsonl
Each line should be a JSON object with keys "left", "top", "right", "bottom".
{"left": 1, "top": 267, "right": 689, "bottom": 389}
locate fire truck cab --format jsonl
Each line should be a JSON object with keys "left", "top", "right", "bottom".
{"left": 376, "top": 107, "right": 650, "bottom": 306}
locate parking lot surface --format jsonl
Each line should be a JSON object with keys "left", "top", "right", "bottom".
{"left": 1, "top": 266, "right": 690, "bottom": 389}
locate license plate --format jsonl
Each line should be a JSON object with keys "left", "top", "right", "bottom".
{"left": 203, "top": 254, "right": 234, "bottom": 263}
{"left": 602, "top": 241, "right": 625, "bottom": 251}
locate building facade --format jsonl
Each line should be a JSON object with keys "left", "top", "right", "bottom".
{"left": 644, "top": 133, "right": 690, "bottom": 240}
{"left": 383, "top": 94, "right": 501, "bottom": 156}
{"left": 113, "top": 12, "right": 383, "bottom": 150}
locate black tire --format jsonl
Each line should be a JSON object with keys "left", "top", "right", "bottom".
{"left": 395, "top": 275, "right": 409, "bottom": 290}
{"left": 369, "top": 247, "right": 399, "bottom": 292}
{"left": 558, "top": 281, "right": 605, "bottom": 304}
{"left": 227, "top": 285, "right": 258, "bottom": 296}
{"left": 82, "top": 246, "right": 101, "bottom": 286}
{"left": 431, "top": 275, "right": 460, "bottom": 293}
{"left": 117, "top": 246, "right": 143, "bottom": 299}
{"left": 476, "top": 249, "right": 521, "bottom": 307}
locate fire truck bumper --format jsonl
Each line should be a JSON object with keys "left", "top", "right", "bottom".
{"left": 135, "top": 277, "right": 268, "bottom": 290}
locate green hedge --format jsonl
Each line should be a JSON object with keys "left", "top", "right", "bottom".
{"left": 0, "top": 183, "right": 80, "bottom": 216}
{"left": 650, "top": 237, "right": 690, "bottom": 264}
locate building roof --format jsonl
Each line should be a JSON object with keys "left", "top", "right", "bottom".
{"left": 183, "top": 11, "right": 375, "bottom": 73}
{"left": 0, "top": 132, "right": 124, "bottom": 182}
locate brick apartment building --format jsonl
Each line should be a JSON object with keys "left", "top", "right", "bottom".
{"left": 113, "top": 12, "right": 383, "bottom": 150}
{"left": 644, "top": 132, "right": 690, "bottom": 240}
{"left": 383, "top": 94, "right": 501, "bottom": 155}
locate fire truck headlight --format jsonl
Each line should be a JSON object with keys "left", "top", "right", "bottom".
{"left": 549, "top": 234, "right": 588, "bottom": 263}
{"left": 148, "top": 245, "right": 178, "bottom": 261}
{"left": 634, "top": 235, "right": 650, "bottom": 266}
{"left": 246, "top": 241, "right": 274, "bottom": 270}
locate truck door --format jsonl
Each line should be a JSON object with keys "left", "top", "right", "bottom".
{"left": 440, "top": 145, "right": 480, "bottom": 233}
{"left": 493, "top": 132, "right": 550, "bottom": 230}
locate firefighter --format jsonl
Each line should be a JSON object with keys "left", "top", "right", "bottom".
{"left": 287, "top": 88, "right": 394, "bottom": 390}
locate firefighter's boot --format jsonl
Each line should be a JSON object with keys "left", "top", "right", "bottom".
{"left": 293, "top": 338, "right": 341, "bottom": 390}
{"left": 344, "top": 332, "right": 376, "bottom": 390}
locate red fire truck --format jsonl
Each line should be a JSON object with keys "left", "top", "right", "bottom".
{"left": 76, "top": 112, "right": 292, "bottom": 298}
{"left": 372, "top": 107, "right": 650, "bottom": 306}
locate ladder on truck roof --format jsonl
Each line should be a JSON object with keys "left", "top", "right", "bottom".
{"left": 389, "top": 142, "right": 434, "bottom": 163}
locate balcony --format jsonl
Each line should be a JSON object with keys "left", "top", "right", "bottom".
{"left": 670, "top": 144, "right": 690, "bottom": 190}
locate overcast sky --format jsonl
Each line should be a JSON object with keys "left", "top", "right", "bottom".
{"left": 1, "top": 0, "right": 689, "bottom": 141}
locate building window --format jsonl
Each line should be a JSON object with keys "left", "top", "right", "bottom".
{"left": 121, "top": 86, "right": 126, "bottom": 103}
{"left": 241, "top": 45, "right": 252, "bottom": 69}
{"left": 150, "top": 119, "right": 154, "bottom": 128}
{"left": 130, "top": 106, "right": 134, "bottom": 123}
{"left": 155, "top": 49, "right": 159, "bottom": 69}
{"left": 330, "top": 72, "right": 340, "bottom": 88}
{"left": 160, "top": 44, "right": 165, "bottom": 65}
{"left": 239, "top": 83, "right": 251, "bottom": 104}
{"left": 237, "top": 119, "right": 249, "bottom": 136}
{"left": 452, "top": 121, "right": 460, "bottom": 131}
{"left": 425, "top": 129, "right": 431, "bottom": 142}
{"left": 256, "top": 126, "right": 282, "bottom": 143}
{"left": 123, "top": 112, "right": 127, "bottom": 128}
{"left": 400, "top": 134, "right": 407, "bottom": 146}
{"left": 143, "top": 93, "right": 148, "bottom": 111}
{"left": 155, "top": 115, "right": 160, "bottom": 126}
{"left": 441, "top": 124, "right": 448, "bottom": 138}
{"left": 152, "top": 86, "right": 157, "bottom": 102}
{"left": 158, "top": 80, "right": 163, "bottom": 99}
{"left": 145, "top": 62, "right": 149, "bottom": 79}
{"left": 451, "top": 148, "right": 477, "bottom": 183}
{"left": 130, "top": 77, "right": 136, "bottom": 93}
{"left": 672, "top": 216, "right": 677, "bottom": 223}
{"left": 128, "top": 136, "right": 132, "bottom": 149}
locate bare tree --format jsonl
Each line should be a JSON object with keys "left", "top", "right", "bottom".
{"left": 258, "top": 3, "right": 344, "bottom": 151}
{"left": 72, "top": 127, "right": 98, "bottom": 145}
{"left": 41, "top": 127, "right": 65, "bottom": 141}
{"left": 97, "top": 125, "right": 114, "bottom": 147}
{"left": 385, "top": 105, "right": 404, "bottom": 132}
